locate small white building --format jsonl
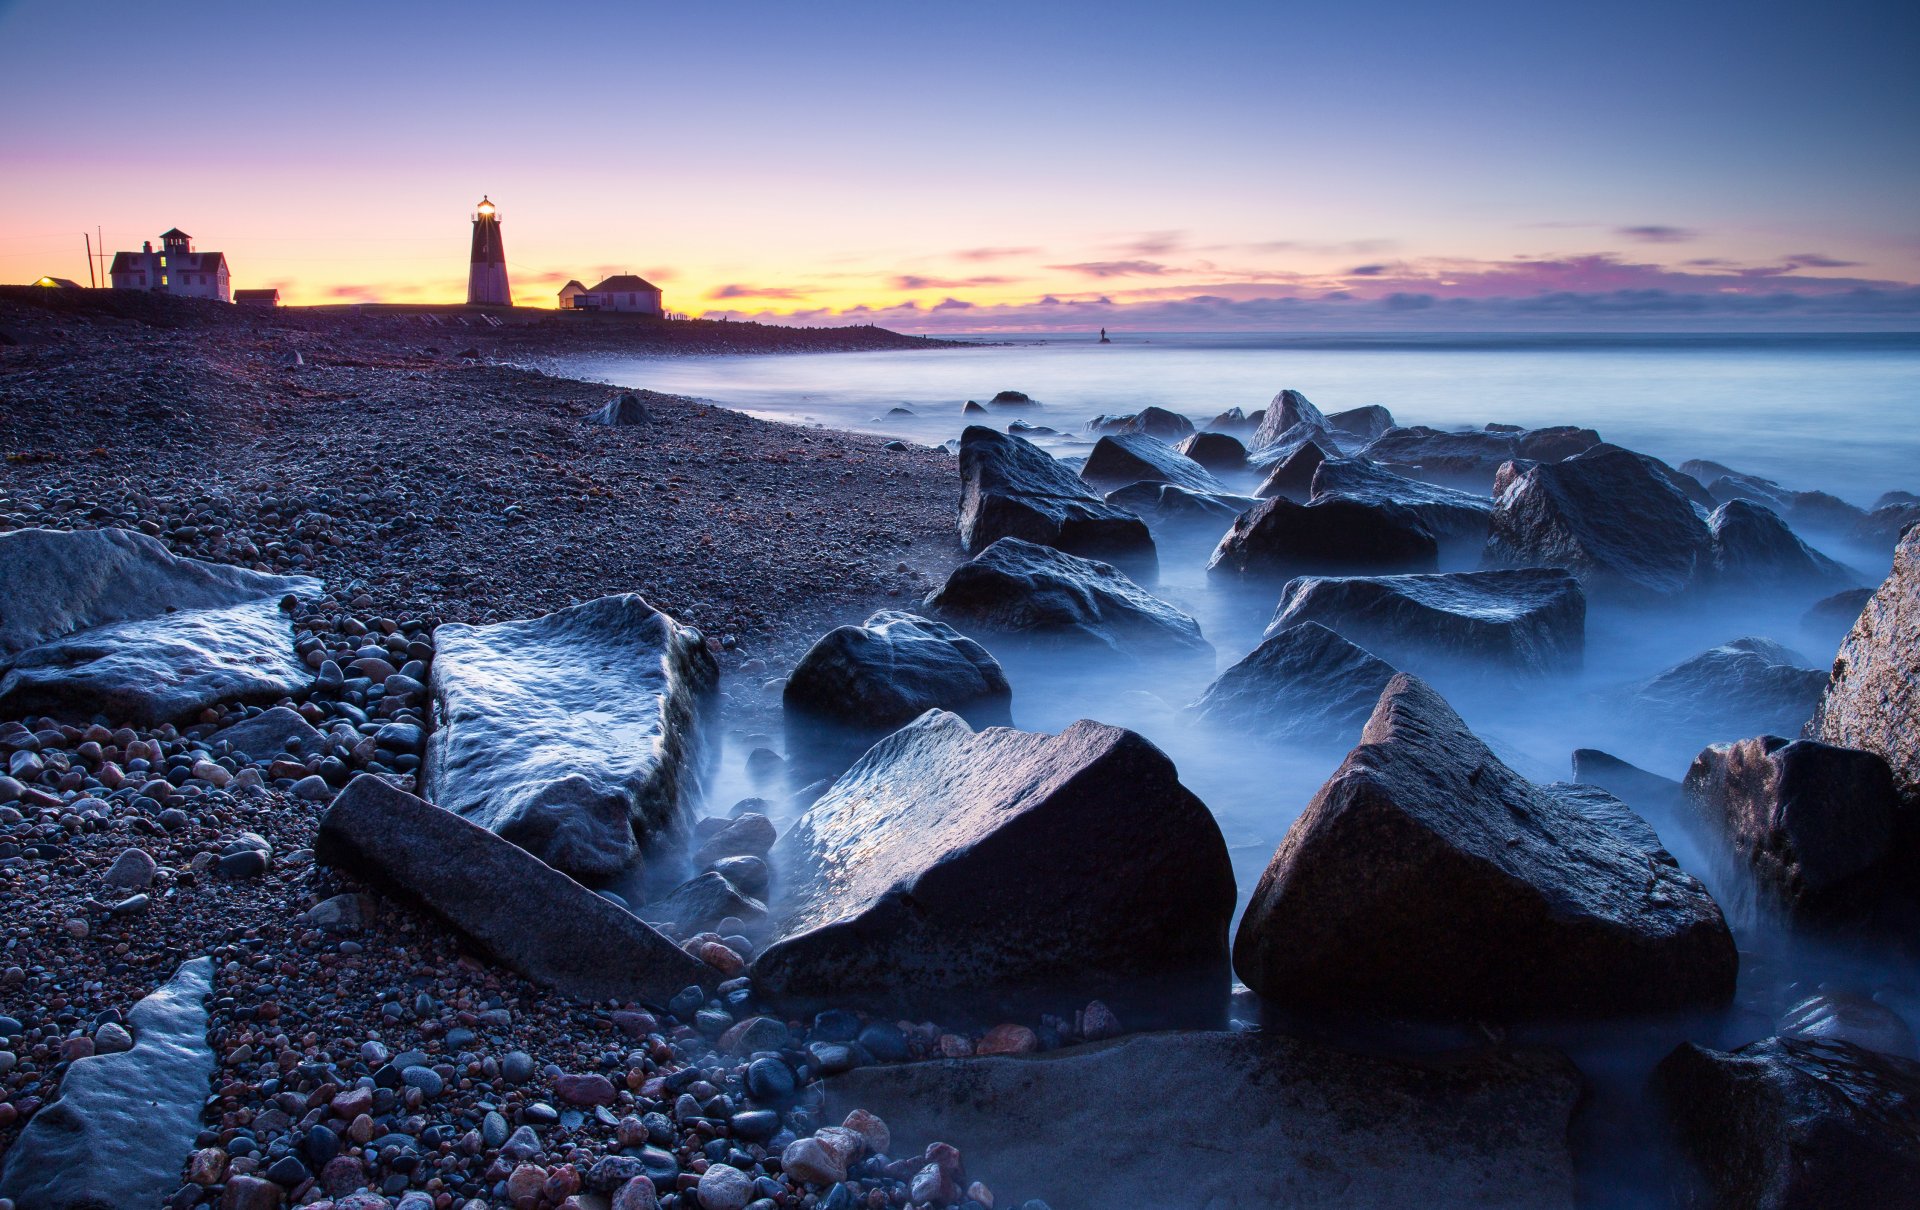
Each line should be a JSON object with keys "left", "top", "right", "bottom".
{"left": 558, "top": 274, "right": 664, "bottom": 315}
{"left": 109, "top": 228, "right": 231, "bottom": 302}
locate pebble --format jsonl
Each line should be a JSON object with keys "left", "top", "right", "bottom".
{"left": 502, "top": 1048, "right": 535, "bottom": 1082}
{"left": 102, "top": 846, "right": 157, "bottom": 889}
{"left": 93, "top": 1021, "right": 134, "bottom": 1053}
{"left": 697, "top": 1163, "right": 753, "bottom": 1210}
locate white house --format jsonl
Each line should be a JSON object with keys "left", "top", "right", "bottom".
{"left": 109, "top": 228, "right": 231, "bottom": 301}
{"left": 558, "top": 274, "right": 664, "bottom": 315}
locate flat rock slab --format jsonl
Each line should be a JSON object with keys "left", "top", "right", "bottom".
{"left": 1268, "top": 568, "right": 1585, "bottom": 677}
{"left": 1811, "top": 526, "right": 1920, "bottom": 811}
{"left": 316, "top": 774, "right": 711, "bottom": 1002}
{"left": 753, "top": 711, "right": 1235, "bottom": 1025}
{"left": 1190, "top": 621, "right": 1398, "bottom": 744}
{"left": 0, "top": 956, "right": 215, "bottom": 1210}
{"left": 0, "top": 527, "right": 320, "bottom": 725}
{"left": 825, "top": 1031, "right": 1581, "bottom": 1210}
{"left": 1235, "top": 674, "right": 1736, "bottom": 1019}
{"left": 956, "top": 426, "right": 1155, "bottom": 567}
{"left": 424, "top": 593, "right": 717, "bottom": 880}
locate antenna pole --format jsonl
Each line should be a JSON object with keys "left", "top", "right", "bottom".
{"left": 85, "top": 233, "right": 96, "bottom": 287}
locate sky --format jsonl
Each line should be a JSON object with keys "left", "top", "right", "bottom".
{"left": 3, "top": 0, "right": 1918, "bottom": 331}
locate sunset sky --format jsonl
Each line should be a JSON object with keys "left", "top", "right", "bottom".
{"left": 3, "top": 0, "right": 1917, "bottom": 330}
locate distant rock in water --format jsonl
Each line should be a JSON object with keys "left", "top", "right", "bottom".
{"left": 1174, "top": 430, "right": 1248, "bottom": 473}
{"left": 1656, "top": 1037, "right": 1920, "bottom": 1210}
{"left": 1203, "top": 405, "right": 1261, "bottom": 436}
{"left": 1485, "top": 446, "right": 1710, "bottom": 601}
{"left": 1706, "top": 499, "right": 1856, "bottom": 590}
{"left": 1809, "top": 526, "right": 1920, "bottom": 814}
{"left": 1234, "top": 674, "right": 1737, "bottom": 1019}
{"left": 1083, "top": 406, "right": 1195, "bottom": 442}
{"left": 1327, "top": 404, "right": 1395, "bottom": 441}
{"left": 1078, "top": 433, "right": 1226, "bottom": 493}
{"left": 1850, "top": 500, "right": 1920, "bottom": 550}
{"left": 0, "top": 527, "right": 321, "bottom": 725}
{"left": 1802, "top": 586, "right": 1874, "bottom": 642}
{"left": 753, "top": 710, "right": 1236, "bottom": 1024}
{"left": 988, "top": 389, "right": 1038, "bottom": 409}
{"left": 1570, "top": 748, "right": 1685, "bottom": 813}
{"left": 1628, "top": 637, "right": 1826, "bottom": 742}
{"left": 1684, "top": 458, "right": 1870, "bottom": 535}
{"left": 1190, "top": 622, "right": 1398, "bottom": 743}
{"left": 588, "top": 391, "right": 650, "bottom": 426}
{"left": 1103, "top": 482, "right": 1256, "bottom": 534}
{"left": 962, "top": 400, "right": 989, "bottom": 416}
{"left": 1207, "top": 495, "right": 1438, "bottom": 580}
{"left": 1267, "top": 569, "right": 1585, "bottom": 678}
{"left": 784, "top": 610, "right": 1011, "bottom": 732}
{"left": 1253, "top": 440, "right": 1330, "bottom": 502}
{"left": 1685, "top": 735, "right": 1905, "bottom": 921}
{"left": 956, "top": 426, "right": 1156, "bottom": 570}
{"left": 926, "top": 537, "right": 1210, "bottom": 660}
{"left": 423, "top": 594, "right": 717, "bottom": 881}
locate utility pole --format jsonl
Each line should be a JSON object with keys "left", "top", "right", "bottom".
{"left": 84, "top": 233, "right": 96, "bottom": 287}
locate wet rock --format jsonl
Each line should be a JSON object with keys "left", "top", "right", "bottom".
{"left": 1570, "top": 749, "right": 1684, "bottom": 814}
{"left": 1656, "top": 1037, "right": 1920, "bottom": 1210}
{"left": 1801, "top": 587, "right": 1873, "bottom": 642}
{"left": 753, "top": 711, "right": 1235, "bottom": 1025}
{"left": 1361, "top": 426, "right": 1529, "bottom": 491}
{"left": 1706, "top": 499, "right": 1855, "bottom": 590}
{"left": 1077, "top": 434, "right": 1225, "bottom": 493}
{"left": 1809, "top": 527, "right": 1920, "bottom": 813}
{"left": 1102, "top": 483, "right": 1257, "bottom": 534}
{"left": 1082, "top": 406, "right": 1194, "bottom": 442}
{"left": 1485, "top": 446, "right": 1710, "bottom": 600}
{"left": 692, "top": 813, "right": 777, "bottom": 866}
{"left": 1779, "top": 991, "right": 1917, "bottom": 1058}
{"left": 825, "top": 1032, "right": 1581, "bottom": 1210}
{"left": 1327, "top": 404, "right": 1395, "bottom": 441}
{"left": 589, "top": 392, "right": 650, "bottom": 426}
{"left": 1683, "top": 736, "right": 1904, "bottom": 919}
{"left": 316, "top": 774, "right": 711, "bottom": 1001}
{"left": 1203, "top": 406, "right": 1260, "bottom": 436}
{"left": 1173, "top": 430, "right": 1247, "bottom": 473}
{"left": 0, "top": 957, "right": 214, "bottom": 1209}
{"left": 103, "top": 846, "right": 158, "bottom": 890}
{"left": 1628, "top": 638, "right": 1826, "bottom": 741}
{"left": 642, "top": 871, "right": 768, "bottom": 935}
{"left": 1310, "top": 458, "right": 1494, "bottom": 551}
{"left": 1267, "top": 569, "right": 1585, "bottom": 677}
{"left": 210, "top": 706, "right": 325, "bottom": 760}
{"left": 424, "top": 593, "right": 718, "bottom": 879}
{"left": 1248, "top": 389, "right": 1333, "bottom": 458}
{"left": 1234, "top": 675, "right": 1736, "bottom": 1018}
{"left": 925, "top": 538, "right": 1210, "bottom": 660}
{"left": 1190, "top": 622, "right": 1398, "bottom": 744}
{"left": 1850, "top": 500, "right": 1920, "bottom": 550}
{"left": 1251, "top": 440, "right": 1330, "bottom": 503}
{"left": 1207, "top": 495, "right": 1439, "bottom": 580}
{"left": 956, "top": 426, "right": 1155, "bottom": 568}
{"left": 784, "top": 610, "right": 1011, "bottom": 732}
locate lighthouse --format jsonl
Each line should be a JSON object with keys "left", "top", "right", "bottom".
{"left": 467, "top": 196, "right": 511, "bottom": 306}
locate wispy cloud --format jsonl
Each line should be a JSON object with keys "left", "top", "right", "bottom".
{"left": 892, "top": 274, "right": 1020, "bottom": 289}
{"left": 1616, "top": 225, "right": 1700, "bottom": 243}
{"left": 1345, "top": 263, "right": 1392, "bottom": 276}
{"left": 1047, "top": 259, "right": 1173, "bottom": 278}
{"left": 954, "top": 246, "right": 1040, "bottom": 262}
{"left": 1118, "top": 230, "right": 1186, "bottom": 256}
{"left": 708, "top": 283, "right": 810, "bottom": 300}
{"left": 1784, "top": 252, "right": 1861, "bottom": 268}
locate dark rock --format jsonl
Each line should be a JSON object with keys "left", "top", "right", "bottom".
{"left": 824, "top": 1032, "right": 1581, "bottom": 1210}
{"left": 1173, "top": 431, "right": 1247, "bottom": 473}
{"left": 1203, "top": 406, "right": 1260, "bottom": 436}
{"left": 1252, "top": 440, "right": 1330, "bottom": 503}
{"left": 588, "top": 392, "right": 650, "bottom": 426}
{"left": 1207, "top": 496, "right": 1438, "bottom": 580}
{"left": 784, "top": 610, "right": 1011, "bottom": 732}
{"left": 988, "top": 390, "right": 1036, "bottom": 409}
{"left": 1310, "top": 458, "right": 1494, "bottom": 551}
{"left": 1809, "top": 527, "right": 1920, "bottom": 813}
{"left": 423, "top": 594, "right": 717, "bottom": 879}
{"left": 956, "top": 426, "right": 1156, "bottom": 568}
{"left": 1875, "top": 490, "right": 1920, "bottom": 511}
{"left": 211, "top": 706, "right": 325, "bottom": 760}
{"left": 1778, "top": 991, "right": 1918, "bottom": 1058}
{"left": 1082, "top": 406, "right": 1194, "bottom": 442}
{"left": 1850, "top": 501, "right": 1920, "bottom": 550}
{"left": 753, "top": 711, "right": 1235, "bottom": 1025}
{"left": 1326, "top": 405, "right": 1395, "bottom": 441}
{"left": 642, "top": 871, "right": 768, "bottom": 935}
{"left": 315, "top": 774, "right": 711, "bottom": 1001}
{"left": 1361, "top": 426, "right": 1525, "bottom": 491}
{"left": 1078, "top": 434, "right": 1225, "bottom": 493}
{"left": 692, "top": 813, "right": 777, "bottom": 866}
{"left": 1706, "top": 500, "right": 1856, "bottom": 590}
{"left": 925, "top": 538, "right": 1210, "bottom": 660}
{"left": 1485, "top": 446, "right": 1710, "bottom": 601}
{"left": 1248, "top": 389, "right": 1332, "bottom": 456}
{"left": 1802, "top": 587, "right": 1873, "bottom": 641}
{"left": 1656, "top": 1037, "right": 1920, "bottom": 1210}
{"left": 1190, "top": 622, "right": 1398, "bottom": 744}
{"left": 1514, "top": 426, "right": 1602, "bottom": 463}
{"left": 1267, "top": 569, "right": 1585, "bottom": 677}
{"left": 1629, "top": 638, "right": 1826, "bottom": 742}
{"left": 0, "top": 528, "right": 321, "bottom": 725}
{"left": 0, "top": 958, "right": 214, "bottom": 1210}
{"left": 1102, "top": 483, "right": 1257, "bottom": 534}
{"left": 1570, "top": 749, "right": 1684, "bottom": 813}
{"left": 1234, "top": 675, "right": 1736, "bottom": 1018}
{"left": 1683, "top": 736, "right": 1904, "bottom": 918}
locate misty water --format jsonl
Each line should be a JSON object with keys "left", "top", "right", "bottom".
{"left": 556, "top": 333, "right": 1920, "bottom": 1204}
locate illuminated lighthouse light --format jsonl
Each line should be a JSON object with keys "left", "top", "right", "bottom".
{"left": 466, "top": 194, "right": 511, "bottom": 306}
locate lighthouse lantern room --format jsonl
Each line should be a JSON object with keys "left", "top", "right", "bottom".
{"left": 467, "top": 195, "right": 511, "bottom": 306}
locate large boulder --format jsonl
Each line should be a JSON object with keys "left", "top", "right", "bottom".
{"left": 1851, "top": 500, "right": 1920, "bottom": 550}
{"left": 1327, "top": 404, "right": 1395, "bottom": 441}
{"left": 1252, "top": 439, "right": 1330, "bottom": 502}
{"left": 752, "top": 711, "right": 1235, "bottom": 1024}
{"left": 1173, "top": 430, "right": 1247, "bottom": 473}
{"left": 1234, "top": 675, "right": 1737, "bottom": 1018}
{"left": 1706, "top": 499, "right": 1856, "bottom": 590}
{"left": 1809, "top": 527, "right": 1920, "bottom": 812}
{"left": 1629, "top": 638, "right": 1827, "bottom": 742}
{"left": 0, "top": 957, "right": 215, "bottom": 1210}
{"left": 783, "top": 610, "right": 1011, "bottom": 732}
{"left": 1361, "top": 426, "right": 1524, "bottom": 490}
{"left": 1077, "top": 433, "right": 1226, "bottom": 493}
{"left": 1484, "top": 446, "right": 1710, "bottom": 600}
{"left": 1570, "top": 748, "right": 1685, "bottom": 813}
{"left": 1682, "top": 736, "right": 1905, "bottom": 919}
{"left": 423, "top": 594, "right": 717, "bottom": 881}
{"left": 1311, "top": 457, "right": 1494, "bottom": 550}
{"left": 1248, "top": 388, "right": 1332, "bottom": 456}
{"left": 0, "top": 527, "right": 320, "bottom": 725}
{"left": 825, "top": 1032, "right": 1582, "bottom": 1210}
{"left": 924, "top": 538, "right": 1210, "bottom": 660}
{"left": 1102, "top": 482, "right": 1257, "bottom": 534}
{"left": 1083, "top": 406, "right": 1193, "bottom": 441}
{"left": 1190, "top": 622, "right": 1398, "bottom": 743}
{"left": 1656, "top": 1037, "right": 1920, "bottom": 1210}
{"left": 956, "top": 426, "right": 1155, "bottom": 567}
{"left": 1206, "top": 495, "right": 1439, "bottom": 580}
{"left": 1202, "top": 405, "right": 1260, "bottom": 436}
{"left": 1267, "top": 569, "right": 1585, "bottom": 677}
{"left": 316, "top": 775, "right": 711, "bottom": 1000}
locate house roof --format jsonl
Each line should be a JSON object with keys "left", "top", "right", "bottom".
{"left": 589, "top": 274, "right": 660, "bottom": 293}
{"left": 108, "top": 250, "right": 229, "bottom": 273}
{"left": 160, "top": 228, "right": 191, "bottom": 240}
{"left": 234, "top": 289, "right": 280, "bottom": 300}
{"left": 558, "top": 280, "right": 587, "bottom": 292}
{"left": 35, "top": 276, "right": 83, "bottom": 289}
{"left": 108, "top": 252, "right": 140, "bottom": 273}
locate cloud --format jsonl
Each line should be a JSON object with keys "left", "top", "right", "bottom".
{"left": 1119, "top": 230, "right": 1186, "bottom": 256}
{"left": 1046, "top": 260, "right": 1172, "bottom": 278}
{"left": 892, "top": 274, "right": 1020, "bottom": 289}
{"left": 930, "top": 297, "right": 975, "bottom": 311}
{"left": 954, "top": 246, "right": 1041, "bottom": 262}
{"left": 1784, "top": 252, "right": 1862, "bottom": 268}
{"left": 1240, "top": 238, "right": 1399, "bottom": 255}
{"left": 708, "top": 283, "right": 810, "bottom": 300}
{"left": 1346, "top": 264, "right": 1391, "bottom": 276}
{"left": 1616, "top": 225, "right": 1700, "bottom": 243}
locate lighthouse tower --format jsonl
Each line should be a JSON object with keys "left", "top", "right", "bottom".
{"left": 467, "top": 196, "right": 511, "bottom": 306}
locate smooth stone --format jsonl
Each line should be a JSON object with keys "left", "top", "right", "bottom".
{"left": 103, "top": 847, "right": 158, "bottom": 890}
{"left": 210, "top": 707, "right": 325, "bottom": 759}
